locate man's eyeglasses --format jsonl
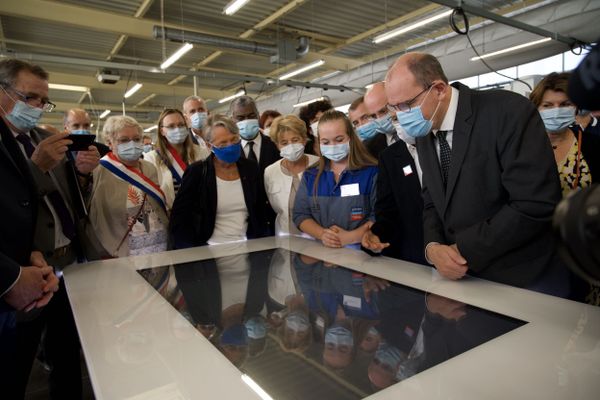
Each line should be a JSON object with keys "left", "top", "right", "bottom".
{"left": 10, "top": 87, "right": 56, "bottom": 112}
{"left": 387, "top": 84, "right": 432, "bottom": 113}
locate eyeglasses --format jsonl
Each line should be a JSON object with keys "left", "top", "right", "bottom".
{"left": 10, "top": 87, "right": 56, "bottom": 112}
{"left": 387, "top": 84, "right": 432, "bottom": 113}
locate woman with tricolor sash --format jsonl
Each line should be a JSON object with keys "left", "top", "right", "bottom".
{"left": 85, "top": 115, "right": 169, "bottom": 259}
{"left": 144, "top": 109, "right": 210, "bottom": 210}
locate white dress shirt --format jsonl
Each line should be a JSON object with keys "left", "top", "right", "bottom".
{"left": 241, "top": 132, "right": 263, "bottom": 161}
{"left": 432, "top": 86, "right": 459, "bottom": 160}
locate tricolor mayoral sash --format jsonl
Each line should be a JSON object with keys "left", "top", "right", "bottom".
{"left": 156, "top": 144, "right": 187, "bottom": 184}
{"left": 100, "top": 152, "right": 167, "bottom": 212}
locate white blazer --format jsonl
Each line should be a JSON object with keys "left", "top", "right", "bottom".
{"left": 144, "top": 144, "right": 210, "bottom": 209}
{"left": 264, "top": 155, "right": 319, "bottom": 236}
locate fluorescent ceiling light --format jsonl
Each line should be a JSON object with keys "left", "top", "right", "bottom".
{"left": 49, "top": 83, "right": 89, "bottom": 92}
{"left": 144, "top": 125, "right": 158, "bottom": 132}
{"left": 373, "top": 9, "right": 452, "bottom": 44}
{"left": 99, "top": 109, "right": 111, "bottom": 119}
{"left": 218, "top": 89, "right": 246, "bottom": 104}
{"left": 280, "top": 59, "right": 325, "bottom": 80}
{"left": 241, "top": 375, "right": 273, "bottom": 400}
{"left": 135, "top": 93, "right": 156, "bottom": 107}
{"left": 223, "top": 0, "right": 251, "bottom": 15}
{"left": 293, "top": 96, "right": 326, "bottom": 108}
{"left": 124, "top": 82, "right": 143, "bottom": 98}
{"left": 470, "top": 38, "right": 552, "bottom": 61}
{"left": 160, "top": 42, "right": 193, "bottom": 69}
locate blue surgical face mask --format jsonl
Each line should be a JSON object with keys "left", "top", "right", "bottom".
{"left": 212, "top": 142, "right": 241, "bottom": 164}
{"left": 237, "top": 119, "right": 260, "bottom": 140}
{"left": 325, "top": 325, "right": 354, "bottom": 348}
{"left": 356, "top": 121, "right": 378, "bottom": 141}
{"left": 375, "top": 343, "right": 403, "bottom": 369}
{"left": 245, "top": 317, "right": 267, "bottom": 339}
{"left": 320, "top": 141, "right": 349, "bottom": 162}
{"left": 71, "top": 129, "right": 92, "bottom": 135}
{"left": 539, "top": 107, "right": 576, "bottom": 133}
{"left": 396, "top": 87, "right": 440, "bottom": 138}
{"left": 374, "top": 114, "right": 396, "bottom": 135}
{"left": 165, "top": 126, "right": 188, "bottom": 145}
{"left": 6, "top": 100, "right": 44, "bottom": 132}
{"left": 117, "top": 140, "right": 144, "bottom": 162}
{"left": 143, "top": 144, "right": 153, "bottom": 153}
{"left": 191, "top": 112, "right": 207, "bottom": 130}
{"left": 285, "top": 311, "right": 310, "bottom": 332}
{"left": 392, "top": 121, "right": 416, "bottom": 145}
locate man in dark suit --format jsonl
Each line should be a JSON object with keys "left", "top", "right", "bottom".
{"left": 348, "top": 96, "right": 388, "bottom": 159}
{"left": 183, "top": 95, "right": 210, "bottom": 146}
{"left": 359, "top": 82, "right": 426, "bottom": 264}
{"left": 229, "top": 95, "right": 280, "bottom": 173}
{"left": 385, "top": 53, "right": 565, "bottom": 294}
{"left": 63, "top": 107, "right": 110, "bottom": 156}
{"left": 0, "top": 58, "right": 98, "bottom": 398}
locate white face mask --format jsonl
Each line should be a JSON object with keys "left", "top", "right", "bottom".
{"left": 117, "top": 140, "right": 143, "bottom": 162}
{"left": 263, "top": 127, "right": 271, "bottom": 137}
{"left": 279, "top": 142, "right": 305, "bottom": 162}
{"left": 165, "top": 126, "right": 188, "bottom": 145}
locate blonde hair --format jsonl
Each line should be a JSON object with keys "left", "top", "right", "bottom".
{"left": 313, "top": 110, "right": 377, "bottom": 198}
{"left": 268, "top": 114, "right": 308, "bottom": 144}
{"left": 102, "top": 115, "right": 143, "bottom": 143}
{"left": 204, "top": 114, "right": 239, "bottom": 143}
{"left": 156, "top": 109, "right": 196, "bottom": 165}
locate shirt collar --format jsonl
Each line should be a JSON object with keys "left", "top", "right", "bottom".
{"left": 242, "top": 132, "right": 262, "bottom": 147}
{"left": 437, "top": 86, "right": 459, "bottom": 133}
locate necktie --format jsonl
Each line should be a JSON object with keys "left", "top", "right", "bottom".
{"left": 436, "top": 130, "right": 451, "bottom": 188}
{"left": 15, "top": 133, "right": 76, "bottom": 240}
{"left": 247, "top": 141, "right": 257, "bottom": 163}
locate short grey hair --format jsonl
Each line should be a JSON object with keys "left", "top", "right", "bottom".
{"left": 102, "top": 115, "right": 143, "bottom": 142}
{"left": 204, "top": 114, "right": 239, "bottom": 143}
{"left": 183, "top": 95, "right": 206, "bottom": 106}
{"left": 229, "top": 95, "right": 259, "bottom": 117}
{"left": 0, "top": 58, "right": 48, "bottom": 89}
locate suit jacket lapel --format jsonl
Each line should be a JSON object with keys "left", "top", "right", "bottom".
{"left": 444, "top": 83, "right": 473, "bottom": 210}
{"left": 393, "top": 143, "right": 421, "bottom": 205}
{"left": 0, "top": 117, "right": 36, "bottom": 189}
{"left": 417, "top": 133, "right": 446, "bottom": 214}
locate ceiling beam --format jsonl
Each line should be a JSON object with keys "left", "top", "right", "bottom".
{"left": 46, "top": 70, "right": 225, "bottom": 100}
{"left": 0, "top": 0, "right": 360, "bottom": 71}
{"left": 106, "top": 0, "right": 154, "bottom": 61}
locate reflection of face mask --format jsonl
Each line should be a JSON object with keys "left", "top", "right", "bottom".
{"left": 320, "top": 142, "right": 349, "bottom": 162}
{"left": 356, "top": 121, "right": 378, "bottom": 141}
{"left": 375, "top": 114, "right": 396, "bottom": 135}
{"left": 191, "top": 112, "right": 207, "bottom": 130}
{"left": 539, "top": 107, "right": 576, "bottom": 133}
{"left": 280, "top": 142, "right": 305, "bottom": 162}
{"left": 6, "top": 100, "right": 44, "bottom": 132}
{"left": 117, "top": 141, "right": 144, "bottom": 162}
{"left": 71, "top": 129, "right": 92, "bottom": 135}
{"left": 143, "top": 144, "right": 153, "bottom": 153}
{"left": 375, "top": 343, "right": 403, "bottom": 369}
{"left": 237, "top": 119, "right": 260, "bottom": 140}
{"left": 310, "top": 120, "right": 319, "bottom": 137}
{"left": 245, "top": 317, "right": 267, "bottom": 339}
{"left": 392, "top": 121, "right": 416, "bottom": 145}
{"left": 285, "top": 311, "right": 310, "bottom": 332}
{"left": 396, "top": 87, "right": 440, "bottom": 138}
{"left": 165, "top": 127, "right": 188, "bottom": 144}
{"left": 325, "top": 325, "right": 354, "bottom": 347}
{"left": 212, "top": 142, "right": 241, "bottom": 164}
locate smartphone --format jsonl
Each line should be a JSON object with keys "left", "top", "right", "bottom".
{"left": 67, "top": 134, "right": 96, "bottom": 151}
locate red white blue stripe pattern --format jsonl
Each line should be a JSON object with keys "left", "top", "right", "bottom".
{"left": 156, "top": 144, "right": 187, "bottom": 184}
{"left": 100, "top": 152, "right": 167, "bottom": 212}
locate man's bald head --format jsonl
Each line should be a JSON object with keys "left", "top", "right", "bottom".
{"left": 364, "top": 82, "right": 391, "bottom": 119}
{"left": 386, "top": 53, "right": 447, "bottom": 91}
{"left": 64, "top": 108, "right": 91, "bottom": 132}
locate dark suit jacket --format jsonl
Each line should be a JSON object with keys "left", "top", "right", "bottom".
{"left": 170, "top": 155, "right": 270, "bottom": 249}
{"left": 364, "top": 133, "right": 388, "bottom": 160}
{"left": 0, "top": 118, "right": 38, "bottom": 308}
{"left": 371, "top": 141, "right": 427, "bottom": 265}
{"left": 27, "top": 128, "right": 86, "bottom": 262}
{"left": 240, "top": 133, "right": 280, "bottom": 235}
{"left": 418, "top": 83, "right": 562, "bottom": 287}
